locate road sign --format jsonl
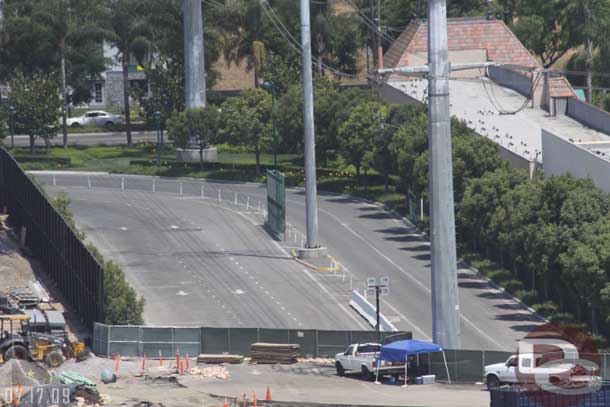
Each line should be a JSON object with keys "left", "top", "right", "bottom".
{"left": 367, "top": 278, "right": 377, "bottom": 288}
{"left": 380, "top": 276, "right": 390, "bottom": 287}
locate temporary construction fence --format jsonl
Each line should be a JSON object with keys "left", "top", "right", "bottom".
{"left": 0, "top": 148, "right": 104, "bottom": 326}
{"left": 93, "top": 323, "right": 412, "bottom": 359}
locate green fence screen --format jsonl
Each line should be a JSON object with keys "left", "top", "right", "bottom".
{"left": 266, "top": 170, "right": 285, "bottom": 237}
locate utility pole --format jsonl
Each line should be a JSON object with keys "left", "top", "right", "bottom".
{"left": 427, "top": 0, "right": 461, "bottom": 349}
{"left": 300, "top": 0, "right": 319, "bottom": 249}
{"left": 184, "top": 0, "right": 206, "bottom": 108}
{"left": 376, "top": 0, "right": 383, "bottom": 70}
{"left": 369, "top": 0, "right": 377, "bottom": 68}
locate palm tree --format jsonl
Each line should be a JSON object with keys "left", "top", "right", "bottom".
{"left": 33, "top": 0, "right": 109, "bottom": 148}
{"left": 107, "top": 0, "right": 149, "bottom": 146}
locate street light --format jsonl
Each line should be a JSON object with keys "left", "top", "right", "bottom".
{"left": 7, "top": 105, "right": 16, "bottom": 149}
{"left": 154, "top": 111, "right": 161, "bottom": 169}
{"left": 262, "top": 80, "right": 278, "bottom": 167}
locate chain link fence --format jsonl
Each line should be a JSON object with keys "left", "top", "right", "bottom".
{"left": 93, "top": 323, "right": 411, "bottom": 358}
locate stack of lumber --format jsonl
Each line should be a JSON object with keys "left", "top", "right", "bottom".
{"left": 196, "top": 354, "right": 244, "bottom": 364}
{"left": 249, "top": 343, "right": 300, "bottom": 364}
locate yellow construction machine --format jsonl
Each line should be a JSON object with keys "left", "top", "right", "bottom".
{"left": 0, "top": 314, "right": 87, "bottom": 368}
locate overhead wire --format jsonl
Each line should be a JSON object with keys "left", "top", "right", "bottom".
{"left": 479, "top": 67, "right": 542, "bottom": 115}
{"left": 259, "top": 0, "right": 355, "bottom": 78}
{"left": 342, "top": 0, "right": 406, "bottom": 46}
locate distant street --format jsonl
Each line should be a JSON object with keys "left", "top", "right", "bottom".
{"left": 9, "top": 131, "right": 158, "bottom": 147}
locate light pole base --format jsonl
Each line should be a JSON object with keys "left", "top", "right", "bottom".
{"left": 297, "top": 247, "right": 328, "bottom": 259}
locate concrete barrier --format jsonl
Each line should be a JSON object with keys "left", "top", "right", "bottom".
{"left": 567, "top": 97, "right": 610, "bottom": 137}
{"left": 349, "top": 290, "right": 397, "bottom": 332}
{"left": 488, "top": 66, "right": 533, "bottom": 98}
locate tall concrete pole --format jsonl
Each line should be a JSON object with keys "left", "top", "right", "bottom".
{"left": 184, "top": 0, "right": 206, "bottom": 108}
{"left": 300, "top": 0, "right": 319, "bottom": 248}
{"left": 428, "top": 0, "right": 461, "bottom": 349}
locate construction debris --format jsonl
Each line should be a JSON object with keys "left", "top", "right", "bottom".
{"left": 188, "top": 365, "right": 230, "bottom": 380}
{"left": 297, "top": 357, "right": 335, "bottom": 364}
{"left": 249, "top": 343, "right": 300, "bottom": 364}
{"left": 196, "top": 354, "right": 244, "bottom": 365}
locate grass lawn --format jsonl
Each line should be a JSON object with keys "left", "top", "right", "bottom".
{"left": 10, "top": 143, "right": 408, "bottom": 216}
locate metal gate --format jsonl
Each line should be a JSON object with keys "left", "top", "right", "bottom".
{"left": 265, "top": 169, "right": 285, "bottom": 237}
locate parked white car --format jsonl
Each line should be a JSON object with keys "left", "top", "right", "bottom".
{"left": 66, "top": 111, "right": 122, "bottom": 127}
{"left": 484, "top": 354, "right": 601, "bottom": 390}
{"left": 335, "top": 343, "right": 404, "bottom": 380}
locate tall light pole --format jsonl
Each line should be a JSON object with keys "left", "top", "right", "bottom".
{"left": 300, "top": 0, "right": 320, "bottom": 249}
{"left": 184, "top": 0, "right": 206, "bottom": 108}
{"left": 428, "top": 0, "right": 461, "bottom": 349}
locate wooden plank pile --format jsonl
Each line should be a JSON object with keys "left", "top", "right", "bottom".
{"left": 196, "top": 354, "right": 244, "bottom": 364}
{"left": 249, "top": 343, "right": 300, "bottom": 364}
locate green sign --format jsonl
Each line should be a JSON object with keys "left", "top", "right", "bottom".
{"left": 266, "top": 170, "right": 285, "bottom": 236}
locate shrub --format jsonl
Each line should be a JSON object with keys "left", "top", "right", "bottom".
{"left": 514, "top": 289, "right": 538, "bottom": 305}
{"left": 532, "top": 301, "right": 559, "bottom": 318}
{"left": 504, "top": 279, "right": 525, "bottom": 294}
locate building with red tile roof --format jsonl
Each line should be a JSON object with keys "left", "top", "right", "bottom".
{"left": 383, "top": 17, "right": 540, "bottom": 77}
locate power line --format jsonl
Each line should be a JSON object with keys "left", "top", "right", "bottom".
{"left": 260, "top": 0, "right": 356, "bottom": 78}
{"left": 343, "top": 0, "right": 409, "bottom": 48}
{"left": 204, "top": 0, "right": 355, "bottom": 78}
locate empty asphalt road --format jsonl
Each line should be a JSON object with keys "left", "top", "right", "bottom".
{"left": 33, "top": 172, "right": 543, "bottom": 351}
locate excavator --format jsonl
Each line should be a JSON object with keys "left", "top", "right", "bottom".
{"left": 0, "top": 314, "right": 88, "bottom": 368}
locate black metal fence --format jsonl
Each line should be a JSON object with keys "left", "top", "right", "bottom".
{"left": 0, "top": 147, "right": 104, "bottom": 326}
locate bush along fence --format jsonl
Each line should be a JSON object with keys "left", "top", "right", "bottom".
{"left": 93, "top": 323, "right": 411, "bottom": 360}
{"left": 0, "top": 147, "right": 105, "bottom": 326}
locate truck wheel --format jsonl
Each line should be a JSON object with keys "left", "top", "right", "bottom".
{"left": 486, "top": 375, "right": 501, "bottom": 390}
{"left": 71, "top": 123, "right": 80, "bottom": 128}
{"left": 335, "top": 362, "right": 345, "bottom": 377}
{"left": 361, "top": 366, "right": 374, "bottom": 381}
{"left": 3, "top": 345, "right": 28, "bottom": 361}
{"left": 45, "top": 350, "right": 64, "bottom": 368}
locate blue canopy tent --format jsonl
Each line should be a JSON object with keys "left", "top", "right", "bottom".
{"left": 376, "top": 340, "right": 450, "bottom": 385}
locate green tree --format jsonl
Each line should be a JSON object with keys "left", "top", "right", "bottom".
{"left": 338, "top": 101, "right": 387, "bottom": 183}
{"left": 52, "top": 192, "right": 86, "bottom": 240}
{"left": 30, "top": 0, "right": 109, "bottom": 148}
{"left": 218, "top": 89, "right": 272, "bottom": 174}
{"left": 167, "top": 107, "right": 220, "bottom": 170}
{"left": 107, "top": 0, "right": 149, "bottom": 146}
{"left": 87, "top": 243, "right": 145, "bottom": 325}
{"left": 132, "top": 59, "right": 184, "bottom": 131}
{"left": 9, "top": 73, "right": 61, "bottom": 153}
{"left": 507, "top": 1, "right": 580, "bottom": 67}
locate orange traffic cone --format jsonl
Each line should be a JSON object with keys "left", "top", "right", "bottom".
{"left": 223, "top": 398, "right": 229, "bottom": 407}
{"left": 252, "top": 391, "right": 257, "bottom": 407}
{"left": 266, "top": 386, "right": 272, "bottom": 402}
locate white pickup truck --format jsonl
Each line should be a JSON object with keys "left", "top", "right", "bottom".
{"left": 335, "top": 343, "right": 404, "bottom": 380}
{"left": 484, "top": 354, "right": 601, "bottom": 390}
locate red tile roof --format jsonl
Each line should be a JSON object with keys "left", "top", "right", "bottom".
{"left": 547, "top": 77, "right": 576, "bottom": 98}
{"left": 384, "top": 18, "right": 540, "bottom": 70}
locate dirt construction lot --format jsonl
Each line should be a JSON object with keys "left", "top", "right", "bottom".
{"left": 3, "top": 356, "right": 488, "bottom": 407}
